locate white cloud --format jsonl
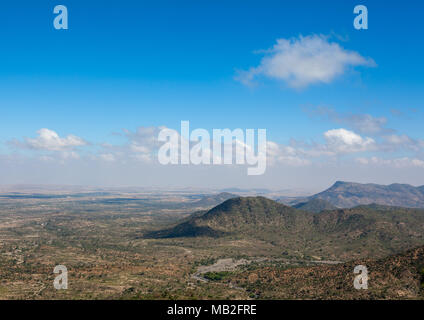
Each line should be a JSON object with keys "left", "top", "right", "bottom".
{"left": 266, "top": 141, "right": 311, "bottom": 166}
{"left": 7, "top": 129, "right": 87, "bottom": 163}
{"left": 124, "top": 126, "right": 168, "bottom": 149}
{"left": 24, "top": 128, "right": 87, "bottom": 151}
{"left": 9, "top": 126, "right": 377, "bottom": 168}
{"left": 123, "top": 126, "right": 169, "bottom": 163}
{"left": 323, "top": 128, "right": 375, "bottom": 154}
{"left": 96, "top": 126, "right": 179, "bottom": 164}
{"left": 6, "top": 124, "right": 423, "bottom": 179}
{"left": 264, "top": 128, "right": 376, "bottom": 167}
{"left": 306, "top": 107, "right": 424, "bottom": 153}
{"left": 4, "top": 123, "right": 424, "bottom": 187}
{"left": 237, "top": 34, "right": 375, "bottom": 88}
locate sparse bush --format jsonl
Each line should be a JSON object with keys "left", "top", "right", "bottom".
{"left": 203, "top": 271, "right": 232, "bottom": 281}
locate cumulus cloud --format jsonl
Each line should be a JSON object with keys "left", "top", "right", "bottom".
{"left": 97, "top": 126, "right": 178, "bottom": 164}
{"left": 268, "top": 126, "right": 424, "bottom": 168}
{"left": 19, "top": 128, "right": 87, "bottom": 151}
{"left": 323, "top": 128, "right": 375, "bottom": 154}
{"left": 259, "top": 128, "right": 377, "bottom": 168}
{"left": 305, "top": 107, "right": 424, "bottom": 154}
{"left": 124, "top": 126, "right": 165, "bottom": 150}
{"left": 266, "top": 141, "right": 311, "bottom": 166}
{"left": 8, "top": 128, "right": 87, "bottom": 162}
{"left": 123, "top": 126, "right": 170, "bottom": 162}
{"left": 237, "top": 34, "right": 375, "bottom": 88}
{"left": 7, "top": 124, "right": 423, "bottom": 174}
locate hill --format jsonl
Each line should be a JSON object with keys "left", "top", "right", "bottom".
{"left": 293, "top": 198, "right": 336, "bottom": 213}
{"left": 144, "top": 197, "right": 424, "bottom": 260}
{"left": 145, "top": 197, "right": 305, "bottom": 239}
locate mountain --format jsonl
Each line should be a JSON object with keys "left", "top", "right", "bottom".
{"left": 145, "top": 197, "right": 306, "bottom": 239}
{"left": 293, "top": 198, "right": 337, "bottom": 213}
{"left": 291, "top": 181, "right": 424, "bottom": 209}
{"left": 192, "top": 192, "right": 238, "bottom": 207}
{"left": 231, "top": 245, "right": 424, "bottom": 299}
{"left": 145, "top": 197, "right": 424, "bottom": 260}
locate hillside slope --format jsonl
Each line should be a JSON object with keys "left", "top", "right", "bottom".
{"left": 231, "top": 245, "right": 424, "bottom": 299}
{"left": 145, "top": 197, "right": 424, "bottom": 260}
{"left": 293, "top": 198, "right": 337, "bottom": 213}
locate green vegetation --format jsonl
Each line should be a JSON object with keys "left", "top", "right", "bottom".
{"left": 293, "top": 198, "right": 336, "bottom": 213}
{"left": 224, "top": 246, "right": 424, "bottom": 299}
{"left": 146, "top": 196, "right": 424, "bottom": 261}
{"left": 203, "top": 271, "right": 233, "bottom": 281}
{"left": 1, "top": 190, "right": 424, "bottom": 300}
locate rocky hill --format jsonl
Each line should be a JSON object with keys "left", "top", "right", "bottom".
{"left": 145, "top": 197, "right": 424, "bottom": 260}
{"left": 280, "top": 181, "right": 424, "bottom": 208}
{"left": 310, "top": 181, "right": 424, "bottom": 208}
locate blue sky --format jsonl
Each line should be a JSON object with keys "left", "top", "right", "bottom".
{"left": 0, "top": 1, "right": 423, "bottom": 189}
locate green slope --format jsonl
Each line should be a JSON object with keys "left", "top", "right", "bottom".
{"left": 145, "top": 197, "right": 424, "bottom": 259}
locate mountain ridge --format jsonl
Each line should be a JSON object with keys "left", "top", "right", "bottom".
{"left": 144, "top": 196, "right": 424, "bottom": 260}
{"left": 281, "top": 181, "right": 424, "bottom": 209}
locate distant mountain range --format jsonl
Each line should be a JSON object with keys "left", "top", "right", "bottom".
{"left": 145, "top": 196, "right": 424, "bottom": 260}
{"left": 279, "top": 181, "right": 424, "bottom": 209}
{"left": 192, "top": 192, "right": 238, "bottom": 207}
{"left": 220, "top": 188, "right": 272, "bottom": 194}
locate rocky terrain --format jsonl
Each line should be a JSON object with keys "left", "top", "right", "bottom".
{"left": 228, "top": 245, "right": 424, "bottom": 299}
